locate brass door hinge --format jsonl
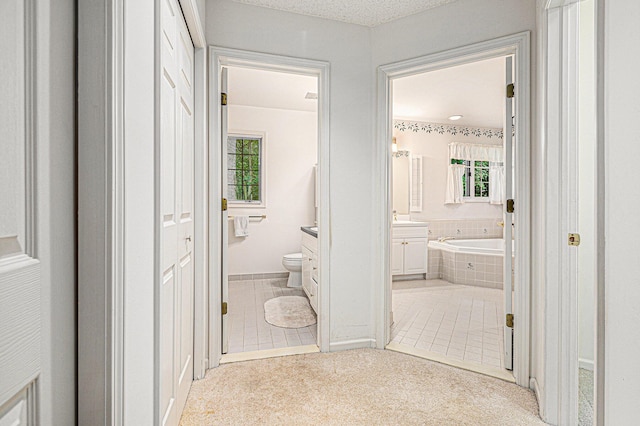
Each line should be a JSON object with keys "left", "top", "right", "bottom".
{"left": 221, "top": 92, "right": 227, "bottom": 106}
{"left": 222, "top": 198, "right": 228, "bottom": 211}
{"left": 222, "top": 302, "right": 228, "bottom": 315}
{"left": 568, "top": 233, "right": 581, "bottom": 246}
{"left": 507, "top": 83, "right": 515, "bottom": 98}
{"left": 506, "top": 313, "right": 514, "bottom": 328}
{"left": 506, "top": 199, "right": 515, "bottom": 213}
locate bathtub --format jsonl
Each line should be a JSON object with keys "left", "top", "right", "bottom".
{"left": 427, "top": 238, "right": 514, "bottom": 289}
{"left": 428, "top": 238, "right": 513, "bottom": 256}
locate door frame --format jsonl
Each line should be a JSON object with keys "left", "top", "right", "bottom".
{"left": 206, "top": 47, "right": 331, "bottom": 368}
{"left": 78, "top": 0, "right": 207, "bottom": 422}
{"left": 374, "top": 32, "right": 532, "bottom": 387}
{"left": 538, "top": 1, "right": 604, "bottom": 424}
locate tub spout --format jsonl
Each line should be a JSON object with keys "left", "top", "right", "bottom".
{"left": 437, "top": 237, "right": 455, "bottom": 242}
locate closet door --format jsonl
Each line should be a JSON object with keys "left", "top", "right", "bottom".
{"left": 159, "top": 0, "right": 195, "bottom": 424}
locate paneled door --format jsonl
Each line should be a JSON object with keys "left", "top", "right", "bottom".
{"left": 0, "top": 1, "right": 40, "bottom": 423}
{"left": 159, "top": 0, "right": 195, "bottom": 424}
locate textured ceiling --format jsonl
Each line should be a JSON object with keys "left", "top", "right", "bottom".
{"left": 231, "top": 0, "right": 460, "bottom": 27}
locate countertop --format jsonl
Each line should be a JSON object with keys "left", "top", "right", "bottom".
{"left": 301, "top": 226, "right": 318, "bottom": 238}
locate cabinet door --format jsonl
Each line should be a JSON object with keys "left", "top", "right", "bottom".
{"left": 391, "top": 239, "right": 405, "bottom": 275}
{"left": 404, "top": 238, "right": 428, "bottom": 274}
{"left": 301, "top": 246, "right": 313, "bottom": 298}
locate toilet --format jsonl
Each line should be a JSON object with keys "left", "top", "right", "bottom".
{"left": 282, "top": 253, "right": 302, "bottom": 288}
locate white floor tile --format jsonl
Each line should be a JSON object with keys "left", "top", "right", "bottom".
{"left": 227, "top": 278, "right": 318, "bottom": 354}
{"left": 392, "top": 279, "right": 506, "bottom": 370}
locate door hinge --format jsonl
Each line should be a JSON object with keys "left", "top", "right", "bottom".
{"left": 222, "top": 302, "right": 228, "bottom": 315}
{"left": 507, "top": 83, "right": 515, "bottom": 98}
{"left": 221, "top": 92, "right": 227, "bottom": 106}
{"left": 506, "top": 313, "right": 514, "bottom": 328}
{"left": 222, "top": 198, "right": 228, "bottom": 211}
{"left": 568, "top": 233, "right": 581, "bottom": 246}
{"left": 506, "top": 199, "right": 515, "bottom": 213}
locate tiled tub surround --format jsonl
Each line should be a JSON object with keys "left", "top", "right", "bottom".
{"left": 420, "top": 219, "right": 503, "bottom": 280}
{"left": 442, "top": 251, "right": 505, "bottom": 289}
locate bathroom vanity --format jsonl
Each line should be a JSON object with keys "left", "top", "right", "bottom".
{"left": 391, "top": 221, "right": 429, "bottom": 277}
{"left": 301, "top": 227, "right": 318, "bottom": 314}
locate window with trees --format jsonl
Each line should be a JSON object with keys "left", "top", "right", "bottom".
{"left": 451, "top": 159, "right": 490, "bottom": 199}
{"left": 227, "top": 135, "right": 264, "bottom": 204}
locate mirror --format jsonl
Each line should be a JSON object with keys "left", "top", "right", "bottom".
{"left": 393, "top": 154, "right": 411, "bottom": 215}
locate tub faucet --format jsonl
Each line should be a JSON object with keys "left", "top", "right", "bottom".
{"left": 437, "top": 237, "right": 455, "bottom": 242}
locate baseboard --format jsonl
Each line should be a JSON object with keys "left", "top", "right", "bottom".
{"left": 329, "top": 338, "right": 376, "bottom": 352}
{"left": 579, "top": 358, "right": 594, "bottom": 371}
{"left": 229, "top": 272, "right": 289, "bottom": 281}
{"left": 529, "top": 377, "right": 544, "bottom": 420}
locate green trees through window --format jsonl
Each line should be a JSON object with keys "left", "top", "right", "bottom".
{"left": 228, "top": 136, "right": 262, "bottom": 202}
{"left": 451, "top": 159, "right": 490, "bottom": 198}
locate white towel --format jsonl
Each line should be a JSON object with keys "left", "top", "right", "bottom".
{"left": 233, "top": 216, "right": 249, "bottom": 237}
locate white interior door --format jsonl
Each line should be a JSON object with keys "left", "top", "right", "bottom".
{"left": 221, "top": 67, "right": 230, "bottom": 354}
{"left": 503, "top": 56, "right": 514, "bottom": 371}
{"left": 0, "top": 1, "right": 40, "bottom": 423}
{"left": 160, "top": 0, "right": 195, "bottom": 424}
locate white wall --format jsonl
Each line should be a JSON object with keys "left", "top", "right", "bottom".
{"left": 393, "top": 124, "right": 504, "bottom": 220}
{"left": 604, "top": 0, "right": 640, "bottom": 421}
{"left": 578, "top": 0, "right": 595, "bottom": 371}
{"left": 207, "top": 0, "right": 375, "bottom": 347}
{"left": 227, "top": 105, "right": 317, "bottom": 275}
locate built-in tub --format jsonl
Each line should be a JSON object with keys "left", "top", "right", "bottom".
{"left": 427, "top": 238, "right": 514, "bottom": 289}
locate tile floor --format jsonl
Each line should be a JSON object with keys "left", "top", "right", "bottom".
{"left": 391, "top": 279, "right": 506, "bottom": 369}
{"left": 227, "top": 278, "right": 317, "bottom": 354}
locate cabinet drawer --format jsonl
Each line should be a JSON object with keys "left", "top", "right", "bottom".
{"left": 392, "top": 226, "right": 428, "bottom": 239}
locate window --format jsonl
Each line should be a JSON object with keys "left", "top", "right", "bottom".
{"left": 451, "top": 159, "right": 491, "bottom": 199}
{"left": 227, "top": 135, "right": 264, "bottom": 205}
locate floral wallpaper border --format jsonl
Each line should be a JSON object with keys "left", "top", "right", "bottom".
{"left": 394, "top": 120, "right": 504, "bottom": 140}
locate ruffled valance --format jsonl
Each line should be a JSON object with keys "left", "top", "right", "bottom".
{"left": 448, "top": 142, "right": 503, "bottom": 162}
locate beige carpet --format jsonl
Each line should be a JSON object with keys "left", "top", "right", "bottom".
{"left": 264, "top": 296, "right": 316, "bottom": 328}
{"left": 180, "top": 348, "right": 545, "bottom": 425}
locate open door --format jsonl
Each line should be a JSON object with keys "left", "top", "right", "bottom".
{"left": 221, "top": 67, "right": 230, "bottom": 354}
{"left": 503, "top": 56, "right": 514, "bottom": 371}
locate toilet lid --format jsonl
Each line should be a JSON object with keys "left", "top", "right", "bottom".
{"left": 283, "top": 252, "right": 302, "bottom": 260}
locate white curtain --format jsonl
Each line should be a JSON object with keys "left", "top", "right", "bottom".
{"left": 445, "top": 164, "right": 466, "bottom": 204}
{"left": 489, "top": 164, "right": 505, "bottom": 205}
{"left": 448, "top": 142, "right": 503, "bottom": 162}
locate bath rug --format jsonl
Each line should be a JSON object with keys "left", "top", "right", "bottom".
{"left": 264, "top": 296, "right": 316, "bottom": 328}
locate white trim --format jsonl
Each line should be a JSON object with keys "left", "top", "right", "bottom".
{"left": 329, "top": 339, "right": 376, "bottom": 352}
{"left": 178, "top": 0, "right": 206, "bottom": 48}
{"left": 219, "top": 345, "right": 319, "bottom": 364}
{"left": 579, "top": 358, "right": 594, "bottom": 372}
{"left": 540, "top": 4, "right": 583, "bottom": 425}
{"left": 530, "top": 377, "right": 542, "bottom": 407}
{"left": 78, "top": 0, "right": 125, "bottom": 423}
{"left": 206, "top": 47, "right": 331, "bottom": 368}
{"left": 193, "top": 46, "right": 209, "bottom": 379}
{"left": 375, "top": 32, "right": 532, "bottom": 388}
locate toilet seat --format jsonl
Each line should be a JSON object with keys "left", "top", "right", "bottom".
{"left": 283, "top": 253, "right": 302, "bottom": 261}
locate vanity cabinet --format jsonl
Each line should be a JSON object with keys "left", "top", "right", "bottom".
{"left": 392, "top": 223, "right": 428, "bottom": 277}
{"left": 301, "top": 232, "right": 318, "bottom": 314}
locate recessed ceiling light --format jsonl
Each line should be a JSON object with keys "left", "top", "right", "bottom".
{"left": 305, "top": 92, "right": 318, "bottom": 100}
{"left": 448, "top": 115, "right": 463, "bottom": 121}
